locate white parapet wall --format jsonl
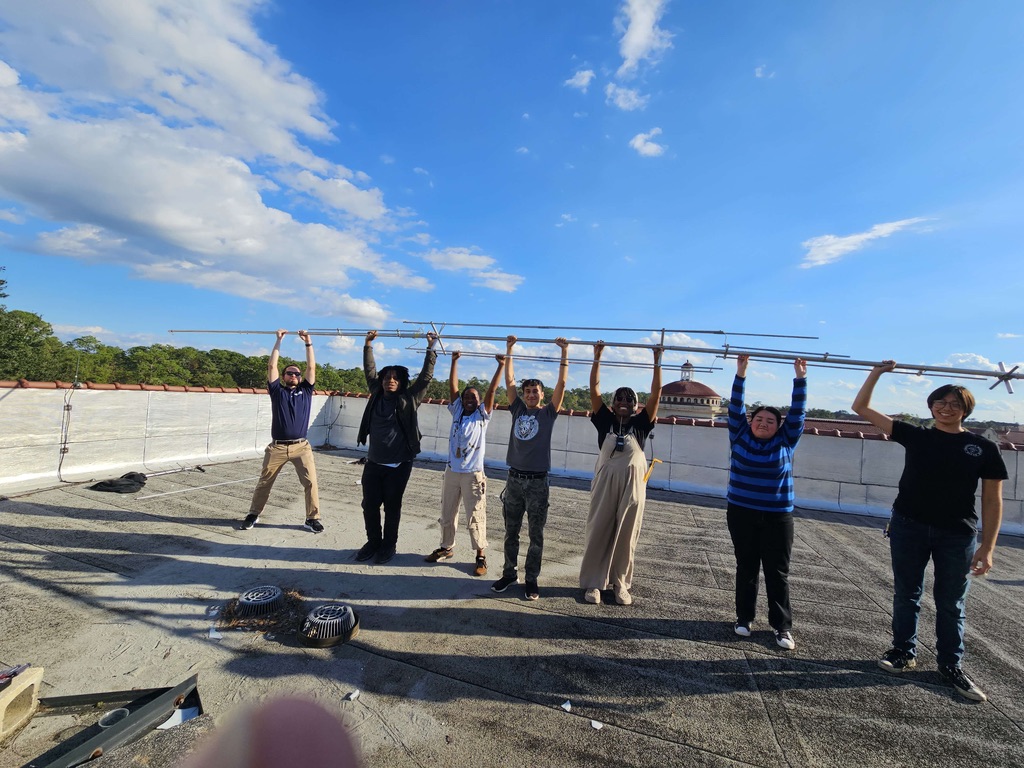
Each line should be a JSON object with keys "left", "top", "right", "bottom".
{"left": 1, "top": 387, "right": 1020, "bottom": 535}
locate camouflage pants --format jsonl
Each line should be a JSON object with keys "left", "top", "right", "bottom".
{"left": 500, "top": 473, "right": 550, "bottom": 581}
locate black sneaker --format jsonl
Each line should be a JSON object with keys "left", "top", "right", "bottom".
{"left": 524, "top": 580, "right": 540, "bottom": 601}
{"left": 878, "top": 648, "right": 916, "bottom": 673}
{"left": 355, "top": 542, "right": 379, "bottom": 562}
{"left": 940, "top": 664, "right": 987, "bottom": 702}
{"left": 491, "top": 575, "right": 517, "bottom": 593}
{"left": 238, "top": 513, "right": 260, "bottom": 530}
{"left": 375, "top": 546, "right": 396, "bottom": 564}
{"left": 304, "top": 519, "right": 324, "bottom": 533}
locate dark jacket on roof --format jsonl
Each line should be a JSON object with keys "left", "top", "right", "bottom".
{"left": 357, "top": 344, "right": 436, "bottom": 456}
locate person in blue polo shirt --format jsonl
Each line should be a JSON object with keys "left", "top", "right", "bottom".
{"left": 727, "top": 354, "right": 807, "bottom": 650}
{"left": 239, "top": 329, "right": 322, "bottom": 533}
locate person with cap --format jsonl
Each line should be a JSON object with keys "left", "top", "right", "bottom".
{"left": 853, "top": 362, "right": 1006, "bottom": 701}
{"left": 580, "top": 341, "right": 663, "bottom": 606}
{"left": 726, "top": 354, "right": 807, "bottom": 650}
{"left": 355, "top": 329, "right": 438, "bottom": 564}
{"left": 239, "top": 329, "right": 322, "bottom": 532}
{"left": 424, "top": 350, "right": 506, "bottom": 576}
{"left": 490, "top": 334, "right": 569, "bottom": 600}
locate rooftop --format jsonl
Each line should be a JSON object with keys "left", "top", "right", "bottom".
{"left": 2, "top": 451, "right": 1022, "bottom": 767}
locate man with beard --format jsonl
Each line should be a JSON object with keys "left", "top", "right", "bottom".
{"left": 239, "top": 329, "right": 322, "bottom": 532}
{"left": 356, "top": 329, "right": 438, "bottom": 564}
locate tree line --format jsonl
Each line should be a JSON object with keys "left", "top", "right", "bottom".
{"left": 0, "top": 275, "right": 605, "bottom": 410}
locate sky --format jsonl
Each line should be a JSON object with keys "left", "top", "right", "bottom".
{"left": 0, "top": 1, "right": 1021, "bottom": 421}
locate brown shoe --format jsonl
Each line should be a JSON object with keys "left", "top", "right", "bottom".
{"left": 425, "top": 547, "right": 454, "bottom": 563}
{"left": 473, "top": 555, "right": 487, "bottom": 576}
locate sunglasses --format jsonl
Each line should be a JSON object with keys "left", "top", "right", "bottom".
{"left": 284, "top": 370, "right": 302, "bottom": 377}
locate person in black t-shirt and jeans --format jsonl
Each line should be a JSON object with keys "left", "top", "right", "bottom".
{"left": 853, "top": 361, "right": 1007, "bottom": 701}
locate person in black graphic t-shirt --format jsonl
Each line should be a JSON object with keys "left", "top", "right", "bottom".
{"left": 853, "top": 361, "right": 1007, "bottom": 702}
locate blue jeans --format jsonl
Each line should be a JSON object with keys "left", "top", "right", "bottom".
{"left": 888, "top": 511, "right": 975, "bottom": 667}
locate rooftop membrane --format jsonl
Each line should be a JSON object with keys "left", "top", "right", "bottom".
{"left": 1, "top": 451, "right": 1022, "bottom": 767}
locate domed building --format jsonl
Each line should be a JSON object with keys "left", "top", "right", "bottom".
{"left": 659, "top": 361, "right": 725, "bottom": 419}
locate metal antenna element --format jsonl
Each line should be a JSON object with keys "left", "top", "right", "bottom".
{"left": 167, "top": 328, "right": 1024, "bottom": 389}
{"left": 398, "top": 320, "right": 820, "bottom": 341}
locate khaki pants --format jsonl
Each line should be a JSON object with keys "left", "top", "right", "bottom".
{"left": 579, "top": 433, "right": 647, "bottom": 592}
{"left": 249, "top": 440, "right": 320, "bottom": 520}
{"left": 438, "top": 467, "right": 488, "bottom": 551}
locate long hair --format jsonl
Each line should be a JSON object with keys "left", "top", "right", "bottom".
{"left": 378, "top": 365, "right": 410, "bottom": 392}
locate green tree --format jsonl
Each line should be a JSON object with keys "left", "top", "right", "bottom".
{"left": 0, "top": 309, "right": 57, "bottom": 380}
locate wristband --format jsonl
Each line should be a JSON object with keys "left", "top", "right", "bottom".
{"left": 305, "top": 344, "right": 312, "bottom": 347}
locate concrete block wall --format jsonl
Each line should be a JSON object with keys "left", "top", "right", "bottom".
{"left": 1, "top": 387, "right": 1020, "bottom": 536}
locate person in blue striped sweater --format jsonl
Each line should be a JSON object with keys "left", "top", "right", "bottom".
{"left": 727, "top": 354, "right": 807, "bottom": 650}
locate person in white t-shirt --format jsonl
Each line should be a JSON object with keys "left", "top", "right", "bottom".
{"left": 424, "top": 351, "right": 506, "bottom": 576}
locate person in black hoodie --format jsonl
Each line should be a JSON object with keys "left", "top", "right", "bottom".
{"left": 355, "top": 329, "right": 438, "bottom": 563}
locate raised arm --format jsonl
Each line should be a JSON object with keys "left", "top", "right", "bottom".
{"left": 504, "top": 335, "right": 518, "bottom": 404}
{"left": 851, "top": 361, "right": 897, "bottom": 435}
{"left": 727, "top": 354, "right": 749, "bottom": 440}
{"left": 551, "top": 336, "right": 570, "bottom": 411}
{"left": 645, "top": 345, "right": 663, "bottom": 421}
{"left": 448, "top": 350, "right": 461, "bottom": 401}
{"left": 363, "top": 330, "right": 378, "bottom": 386}
{"left": 972, "top": 479, "right": 1004, "bottom": 576}
{"left": 783, "top": 357, "right": 807, "bottom": 443}
{"left": 298, "top": 329, "right": 315, "bottom": 386}
{"left": 589, "top": 341, "right": 604, "bottom": 412}
{"left": 410, "top": 332, "right": 439, "bottom": 401}
{"left": 268, "top": 329, "right": 286, "bottom": 383}
{"left": 484, "top": 355, "right": 506, "bottom": 414}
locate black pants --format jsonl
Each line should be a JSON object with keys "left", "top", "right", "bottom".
{"left": 361, "top": 461, "right": 413, "bottom": 548}
{"left": 726, "top": 503, "right": 794, "bottom": 630}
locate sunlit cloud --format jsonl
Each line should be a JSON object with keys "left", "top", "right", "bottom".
{"left": 629, "top": 127, "right": 665, "bottom": 156}
{"left": 800, "top": 218, "right": 931, "bottom": 268}
{"left": 564, "top": 69, "right": 596, "bottom": 93}
{"left": 605, "top": 83, "right": 649, "bottom": 111}
{"left": 614, "top": 0, "right": 673, "bottom": 79}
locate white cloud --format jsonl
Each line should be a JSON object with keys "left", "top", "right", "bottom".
{"left": 380, "top": 154, "right": 395, "bottom": 164}
{"left": 945, "top": 353, "right": 998, "bottom": 372}
{"left": 0, "top": 208, "right": 23, "bottom": 223}
{"left": 413, "top": 167, "right": 429, "bottom": 175}
{"left": 522, "top": 112, "right": 530, "bottom": 119}
{"left": 516, "top": 146, "right": 530, "bottom": 154}
{"left": 799, "top": 217, "right": 930, "bottom": 268}
{"left": 420, "top": 247, "right": 524, "bottom": 293}
{"left": 564, "top": 69, "right": 596, "bottom": 93}
{"left": 754, "top": 65, "right": 775, "bottom": 79}
{"left": 556, "top": 213, "right": 577, "bottom": 227}
{"left": 629, "top": 127, "right": 665, "bottom": 156}
{"left": 605, "top": 83, "right": 649, "bottom": 111}
{"left": 614, "top": 0, "right": 673, "bottom": 79}
{"left": 473, "top": 270, "right": 525, "bottom": 293}
{"left": 0, "top": 1, "right": 442, "bottom": 324}
{"left": 997, "top": 333, "right": 1021, "bottom": 339}
{"left": 53, "top": 324, "right": 106, "bottom": 336}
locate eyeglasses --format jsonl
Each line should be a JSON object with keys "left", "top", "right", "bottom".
{"left": 284, "top": 371, "right": 302, "bottom": 377}
{"left": 932, "top": 399, "right": 962, "bottom": 412}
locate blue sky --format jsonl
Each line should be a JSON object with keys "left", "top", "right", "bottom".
{"left": 0, "top": 1, "right": 1021, "bottom": 421}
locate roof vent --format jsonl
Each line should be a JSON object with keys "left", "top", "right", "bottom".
{"left": 236, "top": 585, "right": 284, "bottom": 617}
{"left": 298, "top": 604, "right": 360, "bottom": 648}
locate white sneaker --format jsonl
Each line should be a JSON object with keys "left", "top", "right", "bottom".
{"left": 775, "top": 629, "right": 796, "bottom": 650}
{"left": 584, "top": 589, "right": 601, "bottom": 604}
{"left": 613, "top": 587, "right": 633, "bottom": 606}
{"left": 734, "top": 622, "right": 752, "bottom": 637}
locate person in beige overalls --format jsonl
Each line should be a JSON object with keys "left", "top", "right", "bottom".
{"left": 579, "top": 341, "right": 663, "bottom": 605}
